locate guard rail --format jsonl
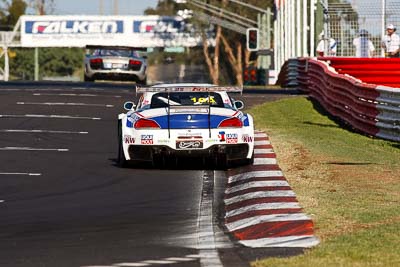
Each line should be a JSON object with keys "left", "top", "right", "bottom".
{"left": 278, "top": 58, "right": 400, "bottom": 142}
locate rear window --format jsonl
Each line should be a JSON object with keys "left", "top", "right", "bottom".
{"left": 93, "top": 49, "right": 137, "bottom": 57}
{"left": 150, "top": 92, "right": 225, "bottom": 109}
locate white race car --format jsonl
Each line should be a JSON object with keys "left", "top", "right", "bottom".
{"left": 84, "top": 45, "right": 147, "bottom": 84}
{"left": 117, "top": 83, "right": 255, "bottom": 168}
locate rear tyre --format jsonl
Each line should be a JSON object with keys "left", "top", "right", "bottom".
{"left": 245, "top": 152, "right": 255, "bottom": 165}
{"left": 117, "top": 121, "right": 127, "bottom": 168}
{"left": 84, "top": 74, "right": 94, "bottom": 82}
{"left": 215, "top": 153, "right": 228, "bottom": 170}
{"left": 138, "top": 76, "right": 147, "bottom": 86}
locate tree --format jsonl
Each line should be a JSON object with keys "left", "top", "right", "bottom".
{"left": 0, "top": 0, "right": 27, "bottom": 30}
{"left": 144, "top": 0, "right": 179, "bottom": 16}
{"left": 29, "top": 0, "right": 54, "bottom": 15}
{"left": 191, "top": 0, "right": 272, "bottom": 85}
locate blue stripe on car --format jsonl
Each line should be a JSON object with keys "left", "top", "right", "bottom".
{"left": 151, "top": 114, "right": 228, "bottom": 129}
{"left": 242, "top": 114, "right": 249, "bottom": 126}
{"left": 127, "top": 120, "right": 133, "bottom": 128}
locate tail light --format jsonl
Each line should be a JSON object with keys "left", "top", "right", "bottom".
{"left": 218, "top": 117, "right": 243, "bottom": 128}
{"left": 134, "top": 118, "right": 160, "bottom": 129}
{"left": 129, "top": 59, "right": 142, "bottom": 70}
{"left": 250, "top": 69, "right": 257, "bottom": 81}
{"left": 90, "top": 58, "right": 103, "bottom": 69}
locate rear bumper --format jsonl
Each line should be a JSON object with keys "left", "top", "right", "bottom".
{"left": 127, "top": 144, "right": 249, "bottom": 161}
{"left": 91, "top": 72, "right": 144, "bottom": 81}
{"left": 85, "top": 66, "right": 146, "bottom": 81}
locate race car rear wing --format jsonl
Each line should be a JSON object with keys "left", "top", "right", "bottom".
{"left": 136, "top": 86, "right": 243, "bottom": 93}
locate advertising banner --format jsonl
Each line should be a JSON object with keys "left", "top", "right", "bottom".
{"left": 20, "top": 15, "right": 208, "bottom": 48}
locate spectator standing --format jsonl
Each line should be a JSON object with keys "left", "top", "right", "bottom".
{"left": 382, "top": 24, "right": 400, "bottom": 57}
{"left": 353, "top": 29, "right": 375, "bottom": 57}
{"left": 316, "top": 31, "right": 337, "bottom": 56}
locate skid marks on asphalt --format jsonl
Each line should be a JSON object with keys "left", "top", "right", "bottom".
{"left": 81, "top": 254, "right": 200, "bottom": 267}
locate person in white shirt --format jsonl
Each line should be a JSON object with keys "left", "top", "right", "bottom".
{"left": 382, "top": 24, "right": 400, "bottom": 57}
{"left": 316, "top": 31, "right": 337, "bottom": 56}
{"left": 353, "top": 29, "right": 375, "bottom": 57}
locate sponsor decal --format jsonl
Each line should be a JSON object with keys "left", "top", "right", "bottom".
{"left": 206, "top": 139, "right": 219, "bottom": 143}
{"left": 236, "top": 111, "right": 249, "bottom": 126}
{"left": 141, "top": 134, "right": 153, "bottom": 144}
{"left": 126, "top": 112, "right": 141, "bottom": 128}
{"left": 242, "top": 134, "right": 253, "bottom": 143}
{"left": 157, "top": 139, "right": 170, "bottom": 144}
{"left": 124, "top": 135, "right": 135, "bottom": 144}
{"left": 133, "top": 19, "right": 184, "bottom": 33}
{"left": 236, "top": 111, "right": 246, "bottom": 121}
{"left": 176, "top": 140, "right": 203, "bottom": 149}
{"left": 177, "top": 130, "right": 202, "bottom": 137}
{"left": 226, "top": 133, "right": 238, "bottom": 144}
{"left": 218, "top": 131, "right": 226, "bottom": 142}
{"left": 25, "top": 20, "right": 123, "bottom": 34}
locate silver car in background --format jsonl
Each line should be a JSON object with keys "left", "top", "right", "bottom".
{"left": 84, "top": 45, "right": 147, "bottom": 84}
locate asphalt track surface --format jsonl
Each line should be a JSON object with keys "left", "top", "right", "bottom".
{"left": 0, "top": 66, "right": 301, "bottom": 267}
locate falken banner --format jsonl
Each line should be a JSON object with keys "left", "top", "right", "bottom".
{"left": 20, "top": 15, "right": 206, "bottom": 48}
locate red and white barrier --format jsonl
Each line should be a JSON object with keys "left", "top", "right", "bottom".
{"left": 279, "top": 58, "right": 400, "bottom": 142}
{"left": 224, "top": 131, "right": 319, "bottom": 248}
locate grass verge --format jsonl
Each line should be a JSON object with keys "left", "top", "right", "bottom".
{"left": 249, "top": 96, "right": 400, "bottom": 267}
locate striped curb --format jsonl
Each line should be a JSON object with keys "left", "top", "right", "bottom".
{"left": 224, "top": 131, "right": 319, "bottom": 248}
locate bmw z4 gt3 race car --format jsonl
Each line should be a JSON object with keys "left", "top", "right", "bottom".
{"left": 117, "top": 83, "right": 255, "bottom": 168}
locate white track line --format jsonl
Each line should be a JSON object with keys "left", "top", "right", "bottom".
{"left": 33, "top": 93, "right": 121, "bottom": 97}
{"left": 0, "top": 172, "right": 41, "bottom": 176}
{"left": 254, "top": 140, "right": 271, "bottom": 145}
{"left": 254, "top": 148, "right": 274, "bottom": 154}
{"left": 0, "top": 129, "right": 88, "bottom": 134}
{"left": 239, "top": 235, "right": 320, "bottom": 248}
{"left": 226, "top": 202, "right": 301, "bottom": 218}
{"left": 224, "top": 190, "right": 296, "bottom": 206}
{"left": 225, "top": 181, "right": 290, "bottom": 194}
{"left": 254, "top": 133, "right": 268, "bottom": 138}
{"left": 0, "top": 147, "right": 68, "bottom": 152}
{"left": 225, "top": 213, "right": 311, "bottom": 232}
{"left": 164, "top": 257, "right": 197, "bottom": 262}
{"left": 113, "top": 264, "right": 149, "bottom": 267}
{"left": 0, "top": 114, "right": 101, "bottom": 120}
{"left": 17, "top": 102, "right": 114, "bottom": 108}
{"left": 198, "top": 171, "right": 223, "bottom": 267}
{"left": 253, "top": 158, "right": 277, "bottom": 165}
{"left": 228, "top": 170, "right": 284, "bottom": 183}
{"left": 178, "top": 64, "right": 186, "bottom": 81}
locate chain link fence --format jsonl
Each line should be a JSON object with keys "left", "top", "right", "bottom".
{"left": 329, "top": 0, "right": 400, "bottom": 57}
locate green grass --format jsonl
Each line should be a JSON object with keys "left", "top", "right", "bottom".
{"left": 249, "top": 96, "right": 400, "bottom": 267}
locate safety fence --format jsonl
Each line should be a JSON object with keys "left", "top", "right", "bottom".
{"left": 277, "top": 58, "right": 400, "bottom": 142}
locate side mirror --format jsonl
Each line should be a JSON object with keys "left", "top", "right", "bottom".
{"left": 124, "top": 101, "right": 136, "bottom": 111}
{"left": 234, "top": 100, "right": 244, "bottom": 110}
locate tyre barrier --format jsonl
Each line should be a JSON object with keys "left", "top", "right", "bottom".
{"left": 278, "top": 57, "right": 400, "bottom": 142}
{"left": 224, "top": 131, "right": 320, "bottom": 248}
